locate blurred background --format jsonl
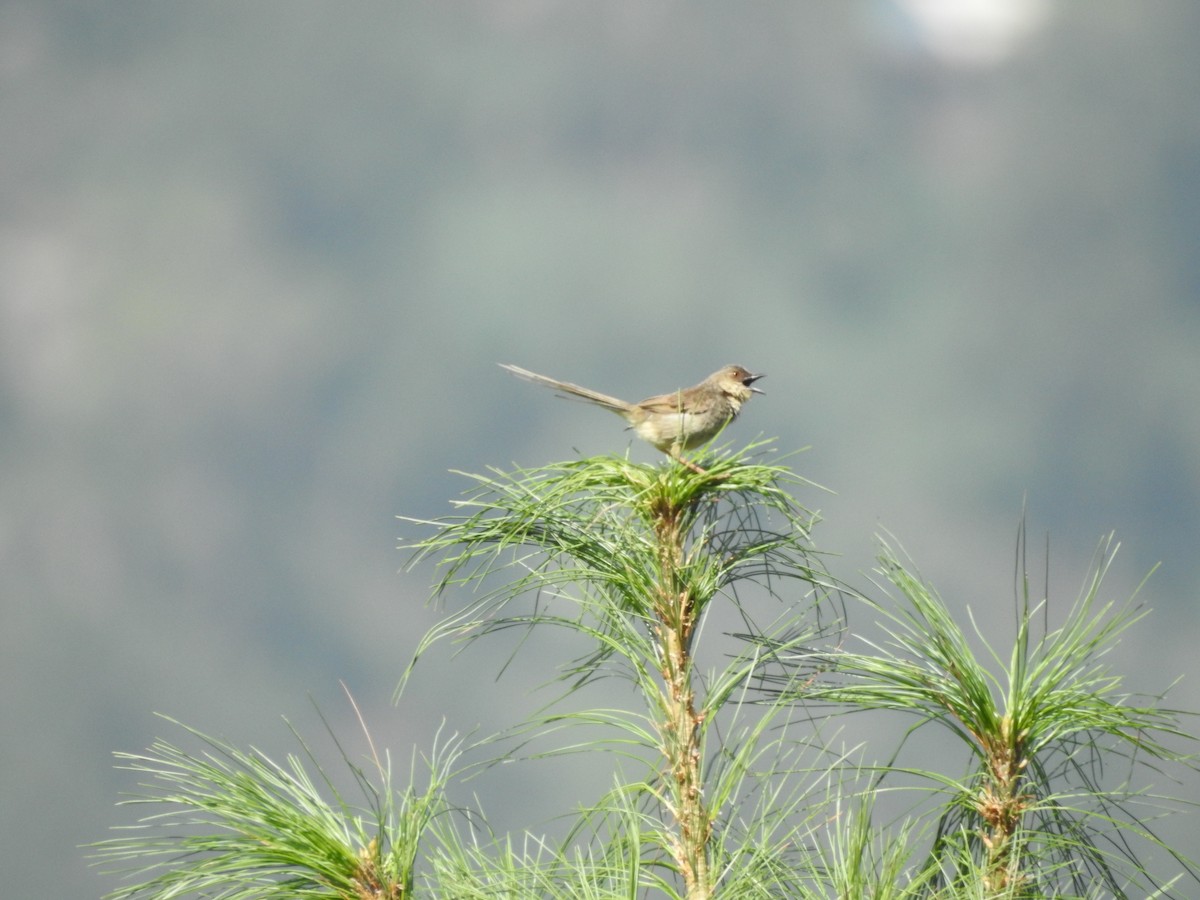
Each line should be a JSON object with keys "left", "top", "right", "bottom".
{"left": 4, "top": 2, "right": 1199, "bottom": 895}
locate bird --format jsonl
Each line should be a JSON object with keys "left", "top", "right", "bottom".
{"left": 499, "top": 363, "right": 764, "bottom": 472}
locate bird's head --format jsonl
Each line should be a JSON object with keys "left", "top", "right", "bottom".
{"left": 714, "top": 365, "right": 765, "bottom": 401}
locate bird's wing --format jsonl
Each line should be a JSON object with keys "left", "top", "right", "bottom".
{"left": 634, "top": 391, "right": 690, "bottom": 415}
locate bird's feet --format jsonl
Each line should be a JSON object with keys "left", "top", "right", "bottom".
{"left": 670, "top": 451, "right": 728, "bottom": 479}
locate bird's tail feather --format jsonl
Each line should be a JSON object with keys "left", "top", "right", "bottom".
{"left": 499, "top": 364, "right": 631, "bottom": 414}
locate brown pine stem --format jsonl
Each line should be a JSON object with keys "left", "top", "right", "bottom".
{"left": 977, "top": 715, "right": 1031, "bottom": 895}
{"left": 650, "top": 494, "right": 713, "bottom": 900}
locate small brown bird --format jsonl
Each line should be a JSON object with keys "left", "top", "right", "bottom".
{"left": 500, "top": 363, "right": 764, "bottom": 471}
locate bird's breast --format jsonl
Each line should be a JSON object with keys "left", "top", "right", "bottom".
{"left": 634, "top": 404, "right": 738, "bottom": 451}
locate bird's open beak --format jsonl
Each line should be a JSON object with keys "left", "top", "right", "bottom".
{"left": 746, "top": 373, "right": 765, "bottom": 394}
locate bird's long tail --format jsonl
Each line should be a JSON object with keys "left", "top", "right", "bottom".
{"left": 499, "top": 364, "right": 631, "bottom": 415}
